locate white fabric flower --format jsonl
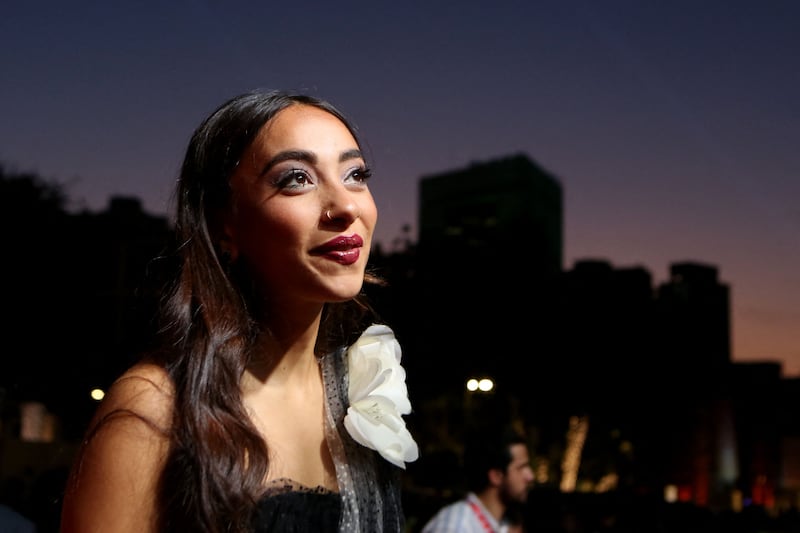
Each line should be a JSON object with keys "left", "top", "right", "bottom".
{"left": 344, "top": 324, "right": 419, "bottom": 469}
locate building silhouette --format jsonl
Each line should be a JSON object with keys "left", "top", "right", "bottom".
{"left": 410, "top": 153, "right": 563, "bottom": 411}
{"left": 393, "top": 152, "right": 797, "bottom": 521}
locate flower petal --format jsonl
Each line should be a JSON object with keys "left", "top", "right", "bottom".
{"left": 344, "top": 324, "right": 419, "bottom": 468}
{"left": 344, "top": 406, "right": 419, "bottom": 469}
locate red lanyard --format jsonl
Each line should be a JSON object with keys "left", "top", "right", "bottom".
{"left": 468, "top": 500, "right": 496, "bottom": 533}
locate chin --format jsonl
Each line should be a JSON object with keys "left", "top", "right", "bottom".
{"left": 327, "top": 280, "right": 365, "bottom": 301}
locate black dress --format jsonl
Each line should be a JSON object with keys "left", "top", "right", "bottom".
{"left": 251, "top": 482, "right": 341, "bottom": 533}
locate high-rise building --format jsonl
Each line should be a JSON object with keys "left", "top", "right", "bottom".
{"left": 411, "top": 153, "right": 563, "bottom": 410}
{"left": 656, "top": 261, "right": 732, "bottom": 385}
{"left": 418, "top": 152, "right": 562, "bottom": 277}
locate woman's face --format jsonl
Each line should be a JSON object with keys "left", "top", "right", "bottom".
{"left": 222, "top": 103, "right": 378, "bottom": 310}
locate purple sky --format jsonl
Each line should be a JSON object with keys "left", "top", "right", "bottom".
{"left": 2, "top": 1, "right": 798, "bottom": 375}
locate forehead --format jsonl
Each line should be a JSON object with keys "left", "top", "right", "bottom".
{"left": 255, "top": 103, "right": 358, "bottom": 153}
{"left": 508, "top": 443, "right": 529, "bottom": 463}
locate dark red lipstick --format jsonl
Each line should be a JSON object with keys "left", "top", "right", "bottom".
{"left": 311, "top": 234, "right": 364, "bottom": 265}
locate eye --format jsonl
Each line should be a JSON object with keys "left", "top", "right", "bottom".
{"left": 344, "top": 165, "right": 372, "bottom": 187}
{"left": 273, "top": 168, "right": 316, "bottom": 191}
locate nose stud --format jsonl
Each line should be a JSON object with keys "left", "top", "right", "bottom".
{"left": 325, "top": 209, "right": 333, "bottom": 221}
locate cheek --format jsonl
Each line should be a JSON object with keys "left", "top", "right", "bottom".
{"left": 361, "top": 198, "right": 379, "bottom": 232}
{"left": 231, "top": 202, "right": 308, "bottom": 263}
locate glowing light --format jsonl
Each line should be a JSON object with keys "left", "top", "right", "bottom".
{"left": 20, "top": 402, "right": 55, "bottom": 443}
{"left": 560, "top": 415, "right": 589, "bottom": 493}
{"left": 91, "top": 388, "right": 105, "bottom": 401}
{"left": 595, "top": 473, "right": 618, "bottom": 493}
{"left": 535, "top": 459, "right": 549, "bottom": 483}
{"left": 664, "top": 484, "right": 678, "bottom": 503}
{"left": 619, "top": 440, "right": 633, "bottom": 454}
{"left": 731, "top": 489, "right": 743, "bottom": 512}
{"left": 466, "top": 377, "right": 494, "bottom": 392}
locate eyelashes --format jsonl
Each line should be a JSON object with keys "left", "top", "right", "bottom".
{"left": 351, "top": 166, "right": 373, "bottom": 183}
{"left": 271, "top": 168, "right": 312, "bottom": 190}
{"left": 271, "top": 165, "right": 373, "bottom": 191}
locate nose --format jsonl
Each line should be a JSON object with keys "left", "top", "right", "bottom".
{"left": 323, "top": 187, "right": 361, "bottom": 224}
{"left": 523, "top": 465, "right": 535, "bottom": 482}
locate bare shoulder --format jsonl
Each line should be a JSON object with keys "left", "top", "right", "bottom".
{"left": 98, "top": 361, "right": 175, "bottom": 426}
{"left": 60, "top": 362, "right": 175, "bottom": 533}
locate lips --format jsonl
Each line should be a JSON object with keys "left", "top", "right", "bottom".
{"left": 311, "top": 234, "right": 364, "bottom": 265}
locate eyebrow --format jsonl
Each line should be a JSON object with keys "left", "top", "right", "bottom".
{"left": 259, "top": 148, "right": 364, "bottom": 177}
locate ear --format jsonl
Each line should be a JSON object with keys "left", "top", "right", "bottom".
{"left": 213, "top": 208, "right": 239, "bottom": 262}
{"left": 488, "top": 467, "right": 505, "bottom": 487}
{"left": 217, "top": 232, "right": 239, "bottom": 263}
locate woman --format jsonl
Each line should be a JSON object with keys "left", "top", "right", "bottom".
{"left": 60, "top": 90, "right": 418, "bottom": 532}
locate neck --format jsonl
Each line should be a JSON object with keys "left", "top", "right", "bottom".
{"left": 475, "top": 489, "right": 505, "bottom": 523}
{"left": 244, "top": 310, "right": 323, "bottom": 387}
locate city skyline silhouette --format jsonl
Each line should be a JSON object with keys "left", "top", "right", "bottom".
{"left": 2, "top": 1, "right": 798, "bottom": 377}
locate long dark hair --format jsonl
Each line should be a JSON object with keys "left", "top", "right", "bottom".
{"left": 151, "top": 89, "right": 380, "bottom": 531}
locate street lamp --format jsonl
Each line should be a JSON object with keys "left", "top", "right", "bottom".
{"left": 466, "top": 377, "right": 494, "bottom": 392}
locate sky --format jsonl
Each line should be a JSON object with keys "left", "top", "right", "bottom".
{"left": 2, "top": 1, "right": 798, "bottom": 375}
